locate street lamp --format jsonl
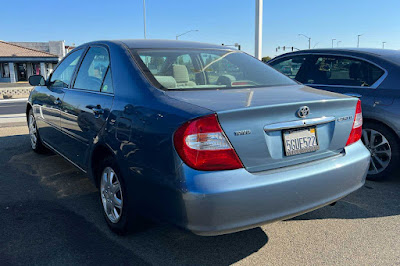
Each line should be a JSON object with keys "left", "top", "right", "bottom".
{"left": 357, "top": 34, "right": 363, "bottom": 48}
{"left": 382, "top": 42, "right": 387, "bottom": 49}
{"left": 176, "top": 30, "right": 199, "bottom": 40}
{"left": 337, "top": 40, "right": 342, "bottom": 47}
{"left": 331, "top": 38, "right": 336, "bottom": 48}
{"left": 298, "top": 34, "right": 311, "bottom": 49}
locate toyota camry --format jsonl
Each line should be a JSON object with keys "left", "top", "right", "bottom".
{"left": 26, "top": 40, "right": 370, "bottom": 236}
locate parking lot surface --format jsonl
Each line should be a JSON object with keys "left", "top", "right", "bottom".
{"left": 0, "top": 125, "right": 399, "bottom": 265}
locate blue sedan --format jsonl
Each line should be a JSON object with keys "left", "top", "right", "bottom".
{"left": 26, "top": 40, "right": 370, "bottom": 236}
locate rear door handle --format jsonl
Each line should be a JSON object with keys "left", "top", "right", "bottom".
{"left": 92, "top": 107, "right": 104, "bottom": 115}
{"left": 344, "top": 93, "right": 362, "bottom": 98}
{"left": 86, "top": 104, "right": 104, "bottom": 117}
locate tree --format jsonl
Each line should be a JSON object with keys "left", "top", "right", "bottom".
{"left": 262, "top": 56, "right": 272, "bottom": 63}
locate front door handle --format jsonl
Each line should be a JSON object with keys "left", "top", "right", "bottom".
{"left": 54, "top": 98, "right": 62, "bottom": 105}
{"left": 344, "top": 93, "right": 362, "bottom": 98}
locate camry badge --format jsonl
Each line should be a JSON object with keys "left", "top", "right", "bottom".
{"left": 297, "top": 106, "right": 310, "bottom": 118}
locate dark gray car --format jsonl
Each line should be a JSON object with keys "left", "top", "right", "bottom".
{"left": 269, "top": 48, "right": 400, "bottom": 181}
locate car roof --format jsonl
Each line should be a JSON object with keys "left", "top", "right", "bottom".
{"left": 274, "top": 48, "right": 400, "bottom": 64}
{"left": 112, "top": 39, "right": 231, "bottom": 50}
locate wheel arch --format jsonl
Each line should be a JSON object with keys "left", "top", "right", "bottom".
{"left": 363, "top": 117, "right": 400, "bottom": 141}
{"left": 89, "top": 143, "right": 116, "bottom": 188}
{"left": 26, "top": 103, "right": 32, "bottom": 123}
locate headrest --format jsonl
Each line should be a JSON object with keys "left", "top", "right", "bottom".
{"left": 172, "top": 64, "right": 189, "bottom": 83}
{"left": 154, "top": 76, "right": 177, "bottom": 89}
{"left": 349, "top": 63, "right": 362, "bottom": 80}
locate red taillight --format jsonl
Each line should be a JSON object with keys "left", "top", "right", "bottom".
{"left": 174, "top": 114, "right": 243, "bottom": 171}
{"left": 346, "top": 100, "right": 363, "bottom": 146}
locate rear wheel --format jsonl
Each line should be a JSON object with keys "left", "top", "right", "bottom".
{"left": 361, "top": 122, "right": 400, "bottom": 181}
{"left": 98, "top": 157, "right": 140, "bottom": 235}
{"left": 28, "top": 109, "right": 47, "bottom": 153}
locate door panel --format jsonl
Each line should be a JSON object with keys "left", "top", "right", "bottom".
{"left": 36, "top": 49, "right": 84, "bottom": 149}
{"left": 60, "top": 91, "right": 113, "bottom": 167}
{"left": 59, "top": 46, "right": 114, "bottom": 168}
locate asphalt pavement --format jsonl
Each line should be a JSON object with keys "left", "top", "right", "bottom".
{"left": 0, "top": 99, "right": 28, "bottom": 127}
{"left": 0, "top": 125, "right": 399, "bottom": 265}
{"left": 0, "top": 99, "right": 27, "bottom": 115}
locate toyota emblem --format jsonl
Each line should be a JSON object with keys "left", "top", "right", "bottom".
{"left": 297, "top": 106, "right": 310, "bottom": 118}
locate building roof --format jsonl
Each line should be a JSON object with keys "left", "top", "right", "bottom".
{"left": 0, "top": 41, "right": 58, "bottom": 58}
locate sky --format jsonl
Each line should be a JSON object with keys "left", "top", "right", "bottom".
{"left": 2, "top": 0, "right": 400, "bottom": 58}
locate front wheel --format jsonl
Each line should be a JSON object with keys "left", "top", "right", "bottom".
{"left": 361, "top": 122, "right": 400, "bottom": 181}
{"left": 28, "top": 109, "right": 47, "bottom": 153}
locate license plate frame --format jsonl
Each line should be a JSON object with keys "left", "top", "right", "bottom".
{"left": 283, "top": 127, "right": 319, "bottom": 156}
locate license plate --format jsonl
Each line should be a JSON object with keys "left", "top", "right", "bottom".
{"left": 283, "top": 127, "right": 319, "bottom": 156}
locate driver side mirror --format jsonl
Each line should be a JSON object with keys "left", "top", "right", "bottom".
{"left": 29, "top": 75, "right": 46, "bottom": 86}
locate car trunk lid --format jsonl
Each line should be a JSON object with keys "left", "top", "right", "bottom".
{"left": 167, "top": 85, "right": 358, "bottom": 172}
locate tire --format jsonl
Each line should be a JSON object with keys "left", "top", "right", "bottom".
{"left": 361, "top": 121, "right": 400, "bottom": 181}
{"left": 28, "top": 109, "right": 48, "bottom": 153}
{"left": 98, "top": 156, "right": 140, "bottom": 235}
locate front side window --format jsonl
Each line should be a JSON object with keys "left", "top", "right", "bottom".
{"left": 305, "top": 56, "right": 384, "bottom": 87}
{"left": 50, "top": 49, "right": 83, "bottom": 87}
{"left": 269, "top": 56, "right": 308, "bottom": 79}
{"left": 74, "top": 46, "right": 110, "bottom": 92}
{"left": 132, "top": 49, "right": 296, "bottom": 90}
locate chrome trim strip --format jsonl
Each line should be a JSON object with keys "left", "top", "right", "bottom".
{"left": 42, "top": 140, "right": 87, "bottom": 173}
{"left": 264, "top": 116, "right": 335, "bottom": 132}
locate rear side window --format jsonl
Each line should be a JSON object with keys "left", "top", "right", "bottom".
{"left": 131, "top": 49, "right": 296, "bottom": 90}
{"left": 74, "top": 46, "right": 110, "bottom": 92}
{"left": 269, "top": 56, "right": 308, "bottom": 79}
{"left": 50, "top": 49, "right": 83, "bottom": 87}
{"left": 305, "top": 56, "right": 384, "bottom": 87}
{"left": 101, "top": 68, "right": 114, "bottom": 94}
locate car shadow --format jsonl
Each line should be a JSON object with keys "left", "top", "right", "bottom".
{"left": 0, "top": 134, "right": 268, "bottom": 265}
{"left": 2, "top": 133, "right": 400, "bottom": 264}
{"left": 290, "top": 177, "right": 400, "bottom": 221}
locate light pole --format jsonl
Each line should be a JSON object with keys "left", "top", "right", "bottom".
{"left": 382, "top": 42, "right": 386, "bottom": 49}
{"left": 255, "top": 0, "right": 263, "bottom": 60}
{"left": 143, "top": 0, "right": 147, "bottom": 39}
{"left": 176, "top": 30, "right": 199, "bottom": 40}
{"left": 298, "top": 34, "right": 311, "bottom": 49}
{"left": 331, "top": 38, "right": 336, "bottom": 48}
{"left": 357, "top": 34, "right": 362, "bottom": 48}
{"left": 337, "top": 40, "right": 342, "bottom": 47}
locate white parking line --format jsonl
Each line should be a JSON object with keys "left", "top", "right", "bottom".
{"left": 0, "top": 113, "right": 26, "bottom": 124}
{"left": 0, "top": 98, "right": 28, "bottom": 103}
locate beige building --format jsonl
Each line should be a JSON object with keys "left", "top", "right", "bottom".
{"left": 0, "top": 41, "right": 60, "bottom": 83}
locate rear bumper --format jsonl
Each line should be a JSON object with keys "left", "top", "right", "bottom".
{"left": 177, "top": 140, "right": 370, "bottom": 236}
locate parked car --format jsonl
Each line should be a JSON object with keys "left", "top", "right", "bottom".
{"left": 27, "top": 40, "right": 370, "bottom": 236}
{"left": 269, "top": 49, "right": 400, "bottom": 181}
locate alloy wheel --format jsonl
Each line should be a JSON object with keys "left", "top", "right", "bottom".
{"left": 361, "top": 129, "right": 391, "bottom": 175}
{"left": 100, "top": 167, "right": 123, "bottom": 223}
{"left": 29, "top": 114, "right": 38, "bottom": 150}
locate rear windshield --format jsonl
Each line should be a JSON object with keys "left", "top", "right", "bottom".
{"left": 131, "top": 49, "right": 296, "bottom": 90}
